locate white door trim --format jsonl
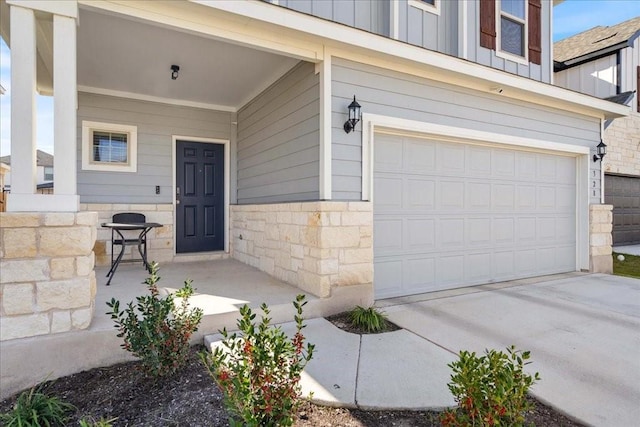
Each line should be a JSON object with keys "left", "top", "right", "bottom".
{"left": 362, "top": 113, "right": 591, "bottom": 272}
{"left": 172, "top": 135, "right": 231, "bottom": 254}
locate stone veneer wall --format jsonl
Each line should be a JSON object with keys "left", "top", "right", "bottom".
{"left": 231, "top": 202, "right": 373, "bottom": 298}
{"left": 81, "top": 203, "right": 174, "bottom": 266}
{"left": 0, "top": 212, "right": 98, "bottom": 341}
{"left": 603, "top": 113, "right": 640, "bottom": 176}
{"left": 589, "top": 204, "right": 613, "bottom": 274}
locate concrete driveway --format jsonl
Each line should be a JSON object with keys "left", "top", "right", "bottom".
{"left": 381, "top": 273, "right": 640, "bottom": 427}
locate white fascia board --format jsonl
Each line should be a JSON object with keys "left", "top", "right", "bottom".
{"left": 194, "top": 0, "right": 630, "bottom": 120}
{"left": 7, "top": 0, "right": 78, "bottom": 19}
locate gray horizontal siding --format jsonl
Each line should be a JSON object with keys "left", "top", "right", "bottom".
{"left": 236, "top": 61, "right": 320, "bottom": 204}
{"left": 398, "top": 0, "right": 457, "bottom": 56}
{"left": 331, "top": 58, "right": 601, "bottom": 201}
{"left": 277, "top": 0, "right": 389, "bottom": 36}
{"left": 77, "top": 92, "right": 232, "bottom": 204}
{"left": 466, "top": 0, "right": 551, "bottom": 83}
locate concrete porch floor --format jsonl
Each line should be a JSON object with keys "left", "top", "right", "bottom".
{"left": 1, "top": 258, "right": 370, "bottom": 400}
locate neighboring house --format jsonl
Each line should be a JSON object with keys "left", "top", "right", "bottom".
{"left": 555, "top": 16, "right": 640, "bottom": 246}
{"left": 0, "top": 149, "right": 55, "bottom": 192}
{"left": 0, "top": 0, "right": 629, "bottom": 342}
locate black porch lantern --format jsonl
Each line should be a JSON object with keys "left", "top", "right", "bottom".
{"left": 593, "top": 140, "right": 607, "bottom": 162}
{"left": 343, "top": 96, "right": 361, "bottom": 133}
{"left": 171, "top": 65, "right": 180, "bottom": 80}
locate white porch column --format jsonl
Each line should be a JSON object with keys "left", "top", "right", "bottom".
{"left": 53, "top": 14, "right": 78, "bottom": 200}
{"left": 8, "top": 5, "right": 37, "bottom": 197}
{"left": 6, "top": 0, "right": 79, "bottom": 212}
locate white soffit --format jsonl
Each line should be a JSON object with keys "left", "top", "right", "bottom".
{"left": 76, "top": 8, "right": 299, "bottom": 110}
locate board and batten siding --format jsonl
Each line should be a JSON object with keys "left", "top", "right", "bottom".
{"left": 275, "top": 0, "right": 389, "bottom": 37}
{"left": 331, "top": 58, "right": 602, "bottom": 202}
{"left": 77, "top": 92, "right": 232, "bottom": 204}
{"left": 236, "top": 62, "right": 320, "bottom": 204}
{"left": 465, "top": 0, "right": 552, "bottom": 83}
{"left": 554, "top": 53, "right": 619, "bottom": 99}
{"left": 397, "top": 0, "right": 458, "bottom": 56}
{"left": 621, "top": 38, "right": 640, "bottom": 110}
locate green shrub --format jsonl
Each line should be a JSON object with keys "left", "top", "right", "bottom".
{"left": 0, "top": 384, "right": 74, "bottom": 427}
{"left": 349, "top": 305, "right": 389, "bottom": 333}
{"left": 440, "top": 345, "right": 540, "bottom": 427}
{"left": 78, "top": 417, "right": 117, "bottom": 427}
{"left": 201, "top": 294, "right": 315, "bottom": 427}
{"left": 106, "top": 262, "right": 203, "bottom": 377}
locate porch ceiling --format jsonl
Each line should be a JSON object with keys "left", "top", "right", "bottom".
{"left": 76, "top": 8, "right": 300, "bottom": 110}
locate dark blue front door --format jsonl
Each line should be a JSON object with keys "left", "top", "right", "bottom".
{"left": 176, "top": 141, "right": 224, "bottom": 253}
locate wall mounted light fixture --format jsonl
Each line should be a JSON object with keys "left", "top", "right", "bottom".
{"left": 343, "top": 96, "right": 361, "bottom": 133}
{"left": 171, "top": 65, "right": 180, "bottom": 80}
{"left": 593, "top": 140, "right": 607, "bottom": 162}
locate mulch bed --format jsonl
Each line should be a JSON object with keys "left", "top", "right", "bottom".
{"left": 0, "top": 315, "right": 586, "bottom": 426}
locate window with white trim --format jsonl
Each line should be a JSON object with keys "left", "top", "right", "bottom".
{"left": 497, "top": 0, "right": 527, "bottom": 61}
{"left": 44, "top": 166, "right": 53, "bottom": 181}
{"left": 82, "top": 121, "right": 137, "bottom": 172}
{"left": 408, "top": 0, "right": 440, "bottom": 15}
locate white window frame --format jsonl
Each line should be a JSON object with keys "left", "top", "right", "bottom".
{"left": 495, "top": 0, "right": 528, "bottom": 65}
{"left": 82, "top": 121, "right": 138, "bottom": 172}
{"left": 408, "top": 0, "right": 440, "bottom": 15}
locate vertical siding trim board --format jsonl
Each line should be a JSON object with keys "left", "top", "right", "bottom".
{"left": 318, "top": 55, "right": 332, "bottom": 200}
{"left": 171, "top": 135, "right": 231, "bottom": 253}
{"left": 360, "top": 112, "right": 591, "bottom": 272}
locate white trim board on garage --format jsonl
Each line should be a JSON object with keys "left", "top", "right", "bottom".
{"left": 361, "top": 114, "right": 590, "bottom": 298}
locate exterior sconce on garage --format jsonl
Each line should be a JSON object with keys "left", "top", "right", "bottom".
{"left": 593, "top": 140, "right": 607, "bottom": 162}
{"left": 171, "top": 65, "right": 180, "bottom": 80}
{"left": 343, "top": 96, "right": 361, "bottom": 133}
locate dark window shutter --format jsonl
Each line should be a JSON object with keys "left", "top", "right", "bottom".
{"left": 480, "top": 0, "right": 496, "bottom": 50}
{"left": 528, "top": 0, "right": 542, "bottom": 64}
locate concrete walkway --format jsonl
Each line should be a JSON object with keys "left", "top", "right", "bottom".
{"left": 207, "top": 273, "right": 640, "bottom": 426}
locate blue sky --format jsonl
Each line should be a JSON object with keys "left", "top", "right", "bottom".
{"left": 1, "top": 0, "right": 640, "bottom": 156}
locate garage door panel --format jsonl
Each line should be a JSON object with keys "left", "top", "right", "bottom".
{"left": 467, "top": 253, "right": 492, "bottom": 281}
{"left": 468, "top": 218, "right": 492, "bottom": 246}
{"left": 439, "top": 218, "right": 464, "bottom": 247}
{"left": 492, "top": 184, "right": 515, "bottom": 209}
{"left": 493, "top": 151, "right": 516, "bottom": 177}
{"left": 375, "top": 260, "right": 403, "bottom": 295}
{"left": 538, "top": 186, "right": 557, "bottom": 209}
{"left": 407, "top": 141, "right": 436, "bottom": 171}
{"left": 440, "top": 181, "right": 465, "bottom": 209}
{"left": 604, "top": 174, "right": 640, "bottom": 245}
{"left": 406, "top": 258, "right": 436, "bottom": 287}
{"left": 468, "top": 182, "right": 491, "bottom": 209}
{"left": 437, "top": 255, "right": 465, "bottom": 284}
{"left": 468, "top": 147, "right": 492, "bottom": 175}
{"left": 374, "top": 134, "right": 577, "bottom": 299}
{"left": 373, "top": 219, "right": 403, "bottom": 254}
{"left": 438, "top": 143, "right": 465, "bottom": 173}
{"left": 516, "top": 185, "right": 537, "bottom": 209}
{"left": 407, "top": 219, "right": 436, "bottom": 249}
{"left": 407, "top": 179, "right": 436, "bottom": 210}
{"left": 494, "top": 218, "right": 515, "bottom": 244}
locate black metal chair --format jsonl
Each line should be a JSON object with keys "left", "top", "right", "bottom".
{"left": 110, "top": 212, "right": 148, "bottom": 271}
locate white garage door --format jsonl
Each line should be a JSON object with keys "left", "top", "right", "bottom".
{"left": 374, "top": 133, "right": 577, "bottom": 299}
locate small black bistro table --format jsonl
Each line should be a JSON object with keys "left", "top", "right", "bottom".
{"left": 101, "top": 222, "right": 162, "bottom": 285}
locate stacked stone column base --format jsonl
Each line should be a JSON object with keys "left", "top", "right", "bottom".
{"left": 231, "top": 202, "right": 373, "bottom": 299}
{"left": 1, "top": 212, "right": 98, "bottom": 341}
{"left": 589, "top": 204, "right": 613, "bottom": 274}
